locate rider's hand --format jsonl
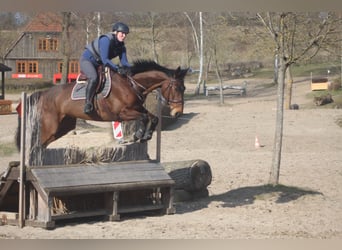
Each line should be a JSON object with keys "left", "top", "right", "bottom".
{"left": 117, "top": 66, "right": 131, "bottom": 76}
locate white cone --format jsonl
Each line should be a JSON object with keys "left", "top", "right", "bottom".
{"left": 255, "top": 135, "right": 260, "bottom": 148}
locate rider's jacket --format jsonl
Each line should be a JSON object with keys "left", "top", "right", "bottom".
{"left": 84, "top": 33, "right": 130, "bottom": 71}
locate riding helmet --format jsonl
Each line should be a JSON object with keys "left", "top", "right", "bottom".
{"left": 112, "top": 22, "right": 129, "bottom": 34}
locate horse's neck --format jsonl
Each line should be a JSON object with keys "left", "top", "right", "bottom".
{"left": 133, "top": 71, "right": 166, "bottom": 90}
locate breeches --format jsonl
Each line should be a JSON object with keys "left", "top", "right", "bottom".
{"left": 80, "top": 56, "right": 98, "bottom": 84}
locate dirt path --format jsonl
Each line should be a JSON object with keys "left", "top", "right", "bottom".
{"left": 0, "top": 78, "right": 341, "bottom": 238}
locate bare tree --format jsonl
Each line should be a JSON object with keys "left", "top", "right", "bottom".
{"left": 184, "top": 12, "right": 203, "bottom": 95}
{"left": 257, "top": 12, "right": 340, "bottom": 185}
{"left": 60, "top": 12, "right": 72, "bottom": 84}
{"left": 147, "top": 12, "right": 160, "bottom": 63}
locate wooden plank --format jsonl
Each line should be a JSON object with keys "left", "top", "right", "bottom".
{"left": 24, "top": 219, "right": 55, "bottom": 229}
{"left": 30, "top": 162, "right": 172, "bottom": 190}
{"left": 51, "top": 209, "right": 108, "bottom": 220}
{"left": 0, "top": 212, "right": 19, "bottom": 226}
{"left": 46, "top": 179, "right": 175, "bottom": 196}
{"left": 118, "top": 204, "right": 165, "bottom": 213}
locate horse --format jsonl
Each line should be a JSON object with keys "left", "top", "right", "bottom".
{"left": 15, "top": 60, "right": 188, "bottom": 150}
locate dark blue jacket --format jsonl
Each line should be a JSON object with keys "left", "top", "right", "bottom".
{"left": 83, "top": 33, "right": 130, "bottom": 71}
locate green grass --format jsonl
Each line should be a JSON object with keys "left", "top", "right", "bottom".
{"left": 0, "top": 143, "right": 17, "bottom": 157}
{"left": 290, "top": 62, "right": 341, "bottom": 77}
{"left": 251, "top": 61, "right": 341, "bottom": 79}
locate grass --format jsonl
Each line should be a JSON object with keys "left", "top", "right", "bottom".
{"left": 0, "top": 143, "right": 17, "bottom": 157}
{"left": 252, "top": 61, "right": 341, "bottom": 79}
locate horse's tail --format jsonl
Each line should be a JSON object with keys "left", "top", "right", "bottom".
{"left": 15, "top": 91, "right": 43, "bottom": 151}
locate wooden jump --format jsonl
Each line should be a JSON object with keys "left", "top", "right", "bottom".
{"left": 0, "top": 160, "right": 175, "bottom": 228}
{"left": 205, "top": 82, "right": 247, "bottom": 96}
{"left": 0, "top": 90, "right": 177, "bottom": 229}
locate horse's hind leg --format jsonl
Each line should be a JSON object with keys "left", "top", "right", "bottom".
{"left": 40, "top": 114, "right": 76, "bottom": 147}
{"left": 55, "top": 116, "right": 77, "bottom": 141}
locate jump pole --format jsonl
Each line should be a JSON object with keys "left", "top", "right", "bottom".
{"left": 18, "top": 92, "right": 27, "bottom": 228}
{"left": 155, "top": 89, "right": 162, "bottom": 162}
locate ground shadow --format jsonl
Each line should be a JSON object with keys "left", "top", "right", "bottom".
{"left": 176, "top": 184, "right": 323, "bottom": 214}
{"left": 163, "top": 112, "right": 199, "bottom": 131}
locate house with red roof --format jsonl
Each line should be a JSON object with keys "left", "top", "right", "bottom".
{"left": 4, "top": 12, "right": 83, "bottom": 83}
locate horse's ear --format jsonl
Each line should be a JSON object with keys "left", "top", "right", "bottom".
{"left": 175, "top": 66, "right": 188, "bottom": 79}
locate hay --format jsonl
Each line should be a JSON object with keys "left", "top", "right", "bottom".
{"left": 42, "top": 143, "right": 149, "bottom": 165}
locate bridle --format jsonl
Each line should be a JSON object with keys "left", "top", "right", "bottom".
{"left": 127, "top": 75, "right": 184, "bottom": 105}
{"left": 160, "top": 79, "right": 184, "bottom": 105}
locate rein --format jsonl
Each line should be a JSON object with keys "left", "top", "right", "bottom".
{"left": 127, "top": 75, "right": 183, "bottom": 105}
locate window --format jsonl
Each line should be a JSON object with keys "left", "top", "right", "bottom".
{"left": 57, "top": 61, "right": 80, "bottom": 73}
{"left": 17, "top": 61, "right": 26, "bottom": 73}
{"left": 16, "top": 61, "right": 38, "bottom": 74}
{"left": 69, "top": 61, "right": 79, "bottom": 73}
{"left": 38, "top": 38, "right": 58, "bottom": 51}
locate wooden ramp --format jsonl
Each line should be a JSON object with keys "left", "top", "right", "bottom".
{"left": 0, "top": 160, "right": 175, "bottom": 229}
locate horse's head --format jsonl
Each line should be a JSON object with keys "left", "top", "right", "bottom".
{"left": 160, "top": 66, "right": 188, "bottom": 118}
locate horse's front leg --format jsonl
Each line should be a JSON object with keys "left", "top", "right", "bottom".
{"left": 118, "top": 107, "right": 149, "bottom": 142}
{"left": 141, "top": 112, "right": 158, "bottom": 142}
{"left": 134, "top": 112, "right": 149, "bottom": 141}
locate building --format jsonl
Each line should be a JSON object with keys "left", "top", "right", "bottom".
{"left": 4, "top": 12, "right": 83, "bottom": 83}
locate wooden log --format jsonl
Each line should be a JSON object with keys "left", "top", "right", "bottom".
{"left": 162, "top": 159, "right": 212, "bottom": 192}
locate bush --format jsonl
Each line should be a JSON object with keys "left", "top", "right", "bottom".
{"left": 4, "top": 79, "right": 53, "bottom": 92}
{"left": 330, "top": 77, "right": 341, "bottom": 91}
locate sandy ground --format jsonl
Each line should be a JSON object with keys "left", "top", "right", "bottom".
{"left": 0, "top": 77, "right": 341, "bottom": 239}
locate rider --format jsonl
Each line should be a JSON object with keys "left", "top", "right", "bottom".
{"left": 80, "top": 22, "right": 131, "bottom": 114}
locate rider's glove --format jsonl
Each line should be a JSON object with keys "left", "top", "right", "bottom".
{"left": 117, "top": 66, "right": 131, "bottom": 76}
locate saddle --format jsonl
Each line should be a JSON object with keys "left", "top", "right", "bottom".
{"left": 78, "top": 65, "right": 107, "bottom": 92}
{"left": 72, "top": 66, "right": 111, "bottom": 100}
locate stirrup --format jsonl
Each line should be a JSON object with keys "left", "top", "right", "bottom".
{"left": 84, "top": 102, "right": 94, "bottom": 114}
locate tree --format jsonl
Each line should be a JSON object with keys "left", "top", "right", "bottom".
{"left": 60, "top": 12, "right": 72, "bottom": 84}
{"left": 184, "top": 12, "right": 204, "bottom": 95}
{"left": 257, "top": 12, "right": 341, "bottom": 185}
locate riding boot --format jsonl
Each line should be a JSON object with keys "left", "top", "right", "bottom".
{"left": 84, "top": 80, "right": 97, "bottom": 114}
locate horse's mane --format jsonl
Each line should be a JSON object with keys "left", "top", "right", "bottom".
{"left": 130, "top": 59, "right": 174, "bottom": 77}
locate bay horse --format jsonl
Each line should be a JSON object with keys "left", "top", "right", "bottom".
{"left": 15, "top": 60, "right": 188, "bottom": 150}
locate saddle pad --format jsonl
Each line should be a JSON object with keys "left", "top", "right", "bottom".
{"left": 71, "top": 68, "right": 111, "bottom": 100}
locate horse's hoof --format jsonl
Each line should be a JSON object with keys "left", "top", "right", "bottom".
{"left": 134, "top": 129, "right": 144, "bottom": 140}
{"left": 142, "top": 133, "right": 152, "bottom": 142}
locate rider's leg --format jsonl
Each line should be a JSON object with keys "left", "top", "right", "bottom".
{"left": 84, "top": 78, "right": 97, "bottom": 114}
{"left": 80, "top": 57, "right": 98, "bottom": 114}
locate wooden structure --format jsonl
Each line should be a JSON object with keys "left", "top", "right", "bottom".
{"left": 0, "top": 161, "right": 175, "bottom": 228}
{"left": 0, "top": 63, "right": 12, "bottom": 115}
{"left": 4, "top": 12, "right": 81, "bottom": 81}
{"left": 205, "top": 82, "right": 247, "bottom": 97}
{"left": 0, "top": 91, "right": 212, "bottom": 229}
{"left": 0, "top": 90, "right": 176, "bottom": 229}
{"left": 311, "top": 77, "right": 331, "bottom": 91}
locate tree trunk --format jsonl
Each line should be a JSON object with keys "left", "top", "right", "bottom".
{"left": 61, "top": 12, "right": 71, "bottom": 84}
{"left": 195, "top": 12, "right": 203, "bottom": 95}
{"left": 269, "top": 57, "right": 287, "bottom": 185}
{"left": 212, "top": 45, "right": 224, "bottom": 104}
{"left": 285, "top": 65, "right": 293, "bottom": 110}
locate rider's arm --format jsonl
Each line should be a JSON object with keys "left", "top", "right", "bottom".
{"left": 98, "top": 36, "right": 119, "bottom": 71}
{"left": 119, "top": 46, "right": 131, "bottom": 67}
